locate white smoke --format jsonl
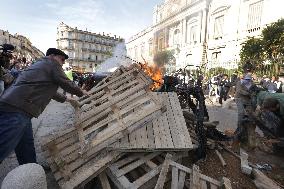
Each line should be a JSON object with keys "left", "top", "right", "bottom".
{"left": 96, "top": 42, "right": 133, "bottom": 73}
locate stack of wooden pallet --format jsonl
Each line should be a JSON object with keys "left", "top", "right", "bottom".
{"left": 41, "top": 63, "right": 232, "bottom": 189}
{"left": 41, "top": 64, "right": 165, "bottom": 188}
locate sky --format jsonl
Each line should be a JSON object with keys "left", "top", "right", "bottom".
{"left": 0, "top": 0, "right": 164, "bottom": 53}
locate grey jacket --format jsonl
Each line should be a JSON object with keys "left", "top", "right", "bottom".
{"left": 0, "top": 57, "right": 83, "bottom": 117}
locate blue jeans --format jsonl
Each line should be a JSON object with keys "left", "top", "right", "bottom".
{"left": 0, "top": 111, "right": 36, "bottom": 165}
{"left": 0, "top": 80, "right": 4, "bottom": 96}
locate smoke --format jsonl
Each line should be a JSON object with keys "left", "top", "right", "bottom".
{"left": 96, "top": 42, "right": 132, "bottom": 73}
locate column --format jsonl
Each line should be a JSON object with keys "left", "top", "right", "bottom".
{"left": 182, "top": 18, "right": 187, "bottom": 46}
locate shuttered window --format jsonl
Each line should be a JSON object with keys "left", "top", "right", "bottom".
{"left": 214, "top": 15, "right": 224, "bottom": 39}
{"left": 190, "top": 25, "right": 198, "bottom": 44}
{"left": 247, "top": 0, "right": 264, "bottom": 32}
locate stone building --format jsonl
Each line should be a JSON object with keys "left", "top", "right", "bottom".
{"left": 0, "top": 29, "right": 44, "bottom": 60}
{"left": 57, "top": 22, "right": 123, "bottom": 73}
{"left": 127, "top": 0, "right": 283, "bottom": 73}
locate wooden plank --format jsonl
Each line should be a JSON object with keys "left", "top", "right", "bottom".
{"left": 240, "top": 148, "right": 252, "bottom": 175}
{"left": 59, "top": 151, "right": 121, "bottom": 189}
{"left": 178, "top": 170, "right": 186, "bottom": 189}
{"left": 165, "top": 94, "right": 184, "bottom": 148}
{"left": 146, "top": 122, "right": 156, "bottom": 149}
{"left": 154, "top": 153, "right": 173, "bottom": 189}
{"left": 221, "top": 177, "right": 232, "bottom": 189}
{"left": 168, "top": 93, "right": 191, "bottom": 148}
{"left": 106, "top": 166, "right": 132, "bottom": 189}
{"left": 99, "top": 172, "right": 112, "bottom": 189}
{"left": 210, "top": 183, "right": 218, "bottom": 189}
{"left": 190, "top": 164, "right": 200, "bottom": 189}
{"left": 153, "top": 118, "right": 162, "bottom": 148}
{"left": 160, "top": 108, "right": 174, "bottom": 148}
{"left": 168, "top": 160, "right": 221, "bottom": 187}
{"left": 215, "top": 150, "right": 226, "bottom": 167}
{"left": 107, "top": 152, "right": 185, "bottom": 189}
{"left": 170, "top": 93, "right": 193, "bottom": 148}
{"left": 116, "top": 152, "right": 161, "bottom": 177}
{"left": 200, "top": 180, "right": 207, "bottom": 189}
{"left": 171, "top": 167, "right": 179, "bottom": 189}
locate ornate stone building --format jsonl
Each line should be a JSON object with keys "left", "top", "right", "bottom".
{"left": 0, "top": 29, "right": 44, "bottom": 60}
{"left": 127, "top": 0, "right": 283, "bottom": 73}
{"left": 57, "top": 22, "right": 123, "bottom": 73}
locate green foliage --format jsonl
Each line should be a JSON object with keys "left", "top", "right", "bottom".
{"left": 153, "top": 50, "right": 175, "bottom": 67}
{"left": 240, "top": 19, "right": 284, "bottom": 75}
{"left": 240, "top": 37, "right": 264, "bottom": 63}
{"left": 262, "top": 19, "right": 284, "bottom": 60}
{"left": 206, "top": 67, "right": 237, "bottom": 78}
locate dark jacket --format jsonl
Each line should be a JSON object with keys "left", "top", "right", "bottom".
{"left": 0, "top": 57, "right": 83, "bottom": 117}
{"left": 235, "top": 80, "right": 256, "bottom": 105}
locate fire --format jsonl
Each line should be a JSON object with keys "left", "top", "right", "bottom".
{"left": 140, "top": 63, "right": 163, "bottom": 90}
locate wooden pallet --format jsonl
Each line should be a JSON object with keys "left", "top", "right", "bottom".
{"left": 106, "top": 152, "right": 187, "bottom": 189}
{"left": 41, "top": 127, "right": 122, "bottom": 189}
{"left": 110, "top": 92, "right": 193, "bottom": 152}
{"left": 75, "top": 64, "right": 165, "bottom": 153}
{"left": 155, "top": 157, "right": 232, "bottom": 189}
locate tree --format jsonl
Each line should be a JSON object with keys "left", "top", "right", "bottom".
{"left": 262, "top": 19, "right": 284, "bottom": 62}
{"left": 153, "top": 50, "right": 175, "bottom": 68}
{"left": 240, "top": 19, "right": 284, "bottom": 75}
{"left": 240, "top": 37, "right": 265, "bottom": 70}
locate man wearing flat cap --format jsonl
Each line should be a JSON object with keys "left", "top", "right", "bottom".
{"left": 0, "top": 48, "right": 88, "bottom": 165}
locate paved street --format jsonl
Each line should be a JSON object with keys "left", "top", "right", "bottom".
{"left": 0, "top": 96, "right": 238, "bottom": 188}
{"left": 0, "top": 100, "right": 75, "bottom": 188}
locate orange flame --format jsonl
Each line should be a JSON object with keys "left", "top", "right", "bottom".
{"left": 140, "top": 63, "right": 163, "bottom": 90}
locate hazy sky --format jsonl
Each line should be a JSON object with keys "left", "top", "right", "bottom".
{"left": 0, "top": 0, "right": 163, "bottom": 53}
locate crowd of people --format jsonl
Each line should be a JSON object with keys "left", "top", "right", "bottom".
{"left": 205, "top": 72, "right": 284, "bottom": 104}
{"left": 205, "top": 70, "right": 284, "bottom": 152}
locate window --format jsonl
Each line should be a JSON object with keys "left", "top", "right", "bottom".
{"left": 68, "top": 32, "right": 73, "bottom": 38}
{"left": 214, "top": 15, "right": 224, "bottom": 39}
{"left": 211, "top": 52, "right": 221, "bottom": 67}
{"left": 247, "top": 0, "right": 264, "bottom": 32}
{"left": 173, "top": 29, "right": 180, "bottom": 45}
{"left": 134, "top": 46, "right": 138, "bottom": 59}
{"left": 141, "top": 43, "right": 145, "bottom": 56}
{"left": 190, "top": 25, "right": 197, "bottom": 44}
{"left": 89, "top": 63, "right": 92, "bottom": 68}
{"left": 159, "top": 37, "right": 164, "bottom": 51}
{"left": 69, "top": 41, "right": 73, "bottom": 48}
{"left": 149, "top": 40, "right": 153, "bottom": 56}
{"left": 69, "top": 52, "right": 74, "bottom": 58}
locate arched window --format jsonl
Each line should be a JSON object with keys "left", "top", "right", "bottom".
{"left": 173, "top": 29, "right": 180, "bottom": 46}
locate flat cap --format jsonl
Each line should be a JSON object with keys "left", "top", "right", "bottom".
{"left": 46, "top": 48, "right": 68, "bottom": 59}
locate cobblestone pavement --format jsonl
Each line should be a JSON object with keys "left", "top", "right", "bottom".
{"left": 0, "top": 97, "right": 239, "bottom": 188}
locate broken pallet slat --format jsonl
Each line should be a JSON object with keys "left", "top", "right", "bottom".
{"left": 215, "top": 150, "right": 226, "bottom": 167}
{"left": 107, "top": 152, "right": 186, "bottom": 189}
{"left": 154, "top": 153, "right": 173, "bottom": 189}
{"left": 178, "top": 170, "right": 186, "bottom": 189}
{"left": 190, "top": 164, "right": 200, "bottom": 189}
{"left": 154, "top": 159, "right": 225, "bottom": 189}
{"left": 240, "top": 148, "right": 252, "bottom": 175}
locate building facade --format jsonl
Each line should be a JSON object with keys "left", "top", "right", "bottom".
{"left": 57, "top": 22, "right": 123, "bottom": 73}
{"left": 0, "top": 29, "right": 44, "bottom": 60}
{"left": 127, "top": 0, "right": 283, "bottom": 73}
